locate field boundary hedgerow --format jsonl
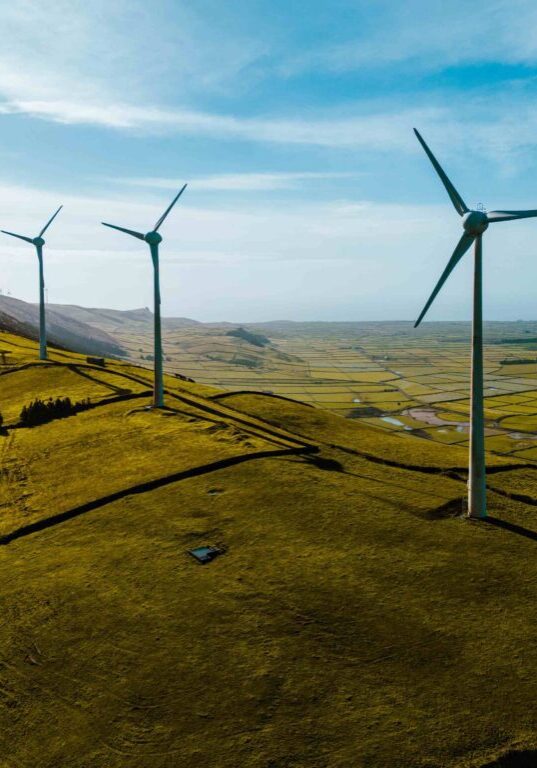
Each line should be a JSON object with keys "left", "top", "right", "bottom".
{"left": 0, "top": 445, "right": 318, "bottom": 546}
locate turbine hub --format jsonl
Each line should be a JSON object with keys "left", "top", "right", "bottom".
{"left": 33, "top": 236, "right": 45, "bottom": 247}
{"left": 144, "top": 231, "right": 162, "bottom": 245}
{"left": 462, "top": 210, "right": 488, "bottom": 236}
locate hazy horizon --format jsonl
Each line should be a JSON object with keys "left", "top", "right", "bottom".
{"left": 3, "top": 291, "right": 537, "bottom": 326}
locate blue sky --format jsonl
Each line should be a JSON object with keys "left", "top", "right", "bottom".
{"left": 1, "top": 0, "right": 537, "bottom": 320}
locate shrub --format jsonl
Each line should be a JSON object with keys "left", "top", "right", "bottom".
{"left": 233, "top": 357, "right": 261, "bottom": 369}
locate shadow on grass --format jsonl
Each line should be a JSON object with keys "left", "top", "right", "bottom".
{"left": 484, "top": 516, "right": 537, "bottom": 543}
{"left": 481, "top": 750, "right": 537, "bottom": 767}
{"left": 67, "top": 364, "right": 132, "bottom": 395}
{"left": 488, "top": 485, "right": 537, "bottom": 508}
{"left": 304, "top": 455, "right": 345, "bottom": 472}
{"left": 211, "top": 390, "right": 315, "bottom": 408}
{"left": 426, "top": 497, "right": 466, "bottom": 520}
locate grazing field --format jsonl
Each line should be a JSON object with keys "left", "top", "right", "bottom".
{"left": 88, "top": 317, "right": 537, "bottom": 463}
{"left": 2, "top": 327, "right": 537, "bottom": 766}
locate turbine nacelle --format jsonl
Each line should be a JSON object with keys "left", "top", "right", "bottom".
{"left": 144, "top": 231, "right": 162, "bottom": 245}
{"left": 462, "top": 211, "right": 488, "bottom": 236}
{"left": 33, "top": 236, "right": 45, "bottom": 247}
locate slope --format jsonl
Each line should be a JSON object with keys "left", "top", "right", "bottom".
{"left": 1, "top": 329, "right": 537, "bottom": 768}
{"left": 0, "top": 295, "right": 125, "bottom": 357}
{"left": 47, "top": 302, "right": 200, "bottom": 332}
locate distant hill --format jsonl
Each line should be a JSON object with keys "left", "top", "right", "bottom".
{"left": 47, "top": 302, "right": 201, "bottom": 332}
{"left": 47, "top": 304, "right": 155, "bottom": 330}
{"left": 163, "top": 315, "right": 202, "bottom": 329}
{"left": 0, "top": 295, "right": 125, "bottom": 357}
{"left": 0, "top": 304, "right": 39, "bottom": 341}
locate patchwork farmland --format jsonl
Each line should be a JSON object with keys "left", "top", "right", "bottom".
{"left": 76, "top": 314, "right": 537, "bottom": 463}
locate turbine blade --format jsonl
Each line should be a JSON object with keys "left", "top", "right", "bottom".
{"left": 0, "top": 229, "right": 34, "bottom": 244}
{"left": 414, "top": 128, "right": 469, "bottom": 216}
{"left": 153, "top": 183, "right": 187, "bottom": 232}
{"left": 488, "top": 209, "right": 537, "bottom": 222}
{"left": 102, "top": 222, "right": 145, "bottom": 240}
{"left": 39, "top": 204, "right": 63, "bottom": 236}
{"left": 414, "top": 232, "right": 475, "bottom": 328}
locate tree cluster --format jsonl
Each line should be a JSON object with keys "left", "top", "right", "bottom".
{"left": 19, "top": 396, "right": 92, "bottom": 427}
{"left": 500, "top": 358, "right": 537, "bottom": 365}
{"left": 226, "top": 327, "right": 269, "bottom": 348}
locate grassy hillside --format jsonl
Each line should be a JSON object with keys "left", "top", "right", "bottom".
{"left": 1, "top": 328, "right": 537, "bottom": 767}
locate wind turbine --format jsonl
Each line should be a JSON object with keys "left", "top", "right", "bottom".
{"left": 102, "top": 184, "right": 187, "bottom": 408}
{"left": 1, "top": 205, "right": 63, "bottom": 361}
{"left": 413, "top": 128, "right": 537, "bottom": 519}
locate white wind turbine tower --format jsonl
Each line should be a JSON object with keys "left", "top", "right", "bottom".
{"left": 102, "top": 185, "right": 187, "bottom": 408}
{"left": 1, "top": 205, "right": 63, "bottom": 361}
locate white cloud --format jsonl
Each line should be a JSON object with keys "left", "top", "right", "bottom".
{"left": 4, "top": 91, "right": 537, "bottom": 176}
{"left": 113, "top": 171, "right": 357, "bottom": 192}
{"left": 0, "top": 96, "right": 431, "bottom": 149}
{"left": 33, "top": 3, "right": 261, "bottom": 88}
{"left": 0, "top": 0, "right": 267, "bottom": 127}
{"left": 1, "top": 0, "right": 537, "bottom": 168}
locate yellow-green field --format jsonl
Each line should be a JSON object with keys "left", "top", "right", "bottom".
{"left": 2, "top": 327, "right": 537, "bottom": 767}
